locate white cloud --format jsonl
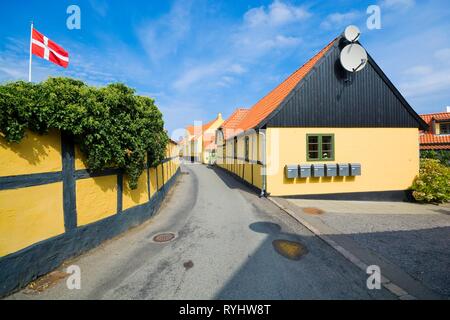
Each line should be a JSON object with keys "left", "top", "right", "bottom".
{"left": 403, "top": 65, "right": 433, "bottom": 76}
{"left": 382, "top": 0, "right": 415, "bottom": 9}
{"left": 435, "top": 48, "right": 450, "bottom": 61}
{"left": 321, "top": 11, "right": 360, "bottom": 29}
{"left": 400, "top": 69, "right": 450, "bottom": 98}
{"left": 89, "top": 0, "right": 109, "bottom": 17}
{"left": 137, "top": 0, "right": 192, "bottom": 63}
{"left": 244, "top": 0, "right": 311, "bottom": 27}
{"left": 260, "top": 35, "right": 302, "bottom": 49}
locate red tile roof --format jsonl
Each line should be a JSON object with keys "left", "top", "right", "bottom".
{"left": 220, "top": 108, "right": 250, "bottom": 139}
{"left": 232, "top": 39, "right": 336, "bottom": 134}
{"left": 420, "top": 112, "right": 450, "bottom": 150}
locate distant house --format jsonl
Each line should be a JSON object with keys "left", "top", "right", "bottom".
{"left": 181, "top": 113, "right": 223, "bottom": 164}
{"left": 216, "top": 34, "right": 427, "bottom": 200}
{"left": 420, "top": 109, "right": 450, "bottom": 152}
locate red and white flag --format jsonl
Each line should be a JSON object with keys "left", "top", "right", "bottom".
{"left": 31, "top": 28, "right": 69, "bottom": 68}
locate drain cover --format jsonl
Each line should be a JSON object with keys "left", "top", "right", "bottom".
{"left": 303, "top": 207, "right": 324, "bottom": 215}
{"left": 153, "top": 233, "right": 176, "bottom": 243}
{"left": 273, "top": 240, "right": 308, "bottom": 261}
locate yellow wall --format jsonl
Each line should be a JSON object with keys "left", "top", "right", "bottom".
{"left": 0, "top": 130, "right": 62, "bottom": 177}
{"left": 123, "top": 171, "right": 149, "bottom": 210}
{"left": 0, "top": 129, "right": 180, "bottom": 258}
{"left": 217, "top": 131, "right": 263, "bottom": 190}
{"left": 76, "top": 176, "right": 118, "bottom": 226}
{"left": 266, "top": 128, "right": 420, "bottom": 196}
{"left": 0, "top": 182, "right": 65, "bottom": 256}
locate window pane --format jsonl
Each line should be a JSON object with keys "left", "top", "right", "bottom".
{"left": 308, "top": 136, "right": 319, "bottom": 144}
{"left": 322, "top": 136, "right": 332, "bottom": 144}
{"left": 309, "top": 151, "right": 319, "bottom": 159}
{"left": 441, "top": 124, "right": 450, "bottom": 134}
{"left": 308, "top": 144, "right": 319, "bottom": 151}
{"left": 322, "top": 151, "right": 333, "bottom": 159}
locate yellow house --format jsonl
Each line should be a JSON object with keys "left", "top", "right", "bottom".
{"left": 182, "top": 113, "right": 224, "bottom": 164}
{"left": 216, "top": 35, "right": 428, "bottom": 200}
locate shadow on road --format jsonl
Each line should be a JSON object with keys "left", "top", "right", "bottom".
{"left": 207, "top": 165, "right": 259, "bottom": 197}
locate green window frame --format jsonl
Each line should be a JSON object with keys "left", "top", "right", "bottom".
{"left": 307, "top": 134, "right": 335, "bottom": 161}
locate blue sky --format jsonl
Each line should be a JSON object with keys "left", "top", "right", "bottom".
{"left": 1, "top": 0, "right": 449, "bottom": 137}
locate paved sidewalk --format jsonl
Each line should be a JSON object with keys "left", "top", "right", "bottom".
{"left": 274, "top": 198, "right": 450, "bottom": 299}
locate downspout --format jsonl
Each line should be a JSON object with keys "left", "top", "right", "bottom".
{"left": 259, "top": 129, "right": 267, "bottom": 198}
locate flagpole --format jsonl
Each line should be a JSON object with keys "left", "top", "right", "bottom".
{"left": 28, "top": 21, "right": 33, "bottom": 82}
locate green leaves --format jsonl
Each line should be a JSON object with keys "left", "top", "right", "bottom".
{"left": 411, "top": 159, "right": 450, "bottom": 203}
{"left": 0, "top": 77, "right": 168, "bottom": 189}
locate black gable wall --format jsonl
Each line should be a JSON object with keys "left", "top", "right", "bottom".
{"left": 263, "top": 40, "right": 425, "bottom": 129}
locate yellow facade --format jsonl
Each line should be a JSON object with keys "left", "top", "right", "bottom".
{"left": 217, "top": 128, "right": 419, "bottom": 196}
{"left": 76, "top": 176, "right": 118, "bottom": 226}
{"left": 266, "top": 128, "right": 420, "bottom": 196}
{"left": 0, "top": 130, "right": 62, "bottom": 177}
{"left": 122, "top": 171, "right": 149, "bottom": 210}
{"left": 0, "top": 182, "right": 65, "bottom": 256}
{"left": 0, "top": 129, "right": 179, "bottom": 258}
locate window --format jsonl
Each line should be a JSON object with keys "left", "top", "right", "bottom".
{"left": 244, "top": 136, "right": 250, "bottom": 162}
{"left": 440, "top": 123, "right": 450, "bottom": 135}
{"left": 234, "top": 137, "right": 238, "bottom": 160}
{"left": 307, "top": 134, "right": 335, "bottom": 161}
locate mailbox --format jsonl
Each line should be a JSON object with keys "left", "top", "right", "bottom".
{"left": 312, "top": 164, "right": 325, "bottom": 177}
{"left": 350, "top": 163, "right": 362, "bottom": 176}
{"left": 299, "top": 165, "right": 312, "bottom": 178}
{"left": 325, "top": 164, "right": 337, "bottom": 177}
{"left": 338, "top": 163, "right": 350, "bottom": 177}
{"left": 285, "top": 165, "right": 299, "bottom": 179}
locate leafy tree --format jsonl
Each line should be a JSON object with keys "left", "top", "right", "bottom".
{"left": 421, "top": 150, "right": 450, "bottom": 167}
{"left": 0, "top": 77, "right": 168, "bottom": 189}
{"left": 411, "top": 159, "right": 450, "bottom": 203}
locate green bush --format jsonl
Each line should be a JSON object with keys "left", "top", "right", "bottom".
{"left": 0, "top": 77, "right": 168, "bottom": 189}
{"left": 411, "top": 159, "right": 450, "bottom": 203}
{"left": 421, "top": 150, "right": 450, "bottom": 167}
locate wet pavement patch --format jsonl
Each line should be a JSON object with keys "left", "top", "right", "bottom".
{"left": 25, "top": 270, "right": 69, "bottom": 294}
{"left": 272, "top": 240, "right": 308, "bottom": 261}
{"left": 153, "top": 233, "right": 176, "bottom": 243}
{"left": 303, "top": 207, "right": 324, "bottom": 215}
{"left": 183, "top": 260, "right": 194, "bottom": 270}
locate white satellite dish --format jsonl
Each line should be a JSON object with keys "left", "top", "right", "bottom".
{"left": 344, "top": 25, "right": 361, "bottom": 43}
{"left": 340, "top": 43, "right": 368, "bottom": 73}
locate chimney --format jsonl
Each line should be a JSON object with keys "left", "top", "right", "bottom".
{"left": 218, "top": 113, "right": 223, "bottom": 120}
{"left": 447, "top": 106, "right": 450, "bottom": 113}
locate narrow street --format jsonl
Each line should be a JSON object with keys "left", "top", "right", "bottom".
{"left": 9, "top": 164, "right": 395, "bottom": 300}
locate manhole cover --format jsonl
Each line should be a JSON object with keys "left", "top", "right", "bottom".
{"left": 153, "top": 233, "right": 176, "bottom": 243}
{"left": 183, "top": 260, "right": 194, "bottom": 270}
{"left": 303, "top": 207, "right": 324, "bottom": 215}
{"left": 273, "top": 240, "right": 308, "bottom": 261}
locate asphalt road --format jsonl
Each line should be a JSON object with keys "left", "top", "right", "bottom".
{"left": 9, "top": 164, "right": 395, "bottom": 300}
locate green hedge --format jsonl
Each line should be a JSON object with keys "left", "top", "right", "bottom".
{"left": 421, "top": 150, "right": 450, "bottom": 167}
{"left": 0, "top": 77, "right": 168, "bottom": 189}
{"left": 411, "top": 159, "right": 450, "bottom": 204}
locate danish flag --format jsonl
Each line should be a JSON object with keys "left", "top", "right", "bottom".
{"left": 31, "top": 28, "right": 69, "bottom": 68}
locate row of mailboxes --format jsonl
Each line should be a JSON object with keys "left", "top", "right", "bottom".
{"left": 285, "top": 163, "right": 361, "bottom": 179}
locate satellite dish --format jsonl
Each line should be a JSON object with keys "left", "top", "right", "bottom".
{"left": 340, "top": 43, "right": 368, "bottom": 73}
{"left": 344, "top": 25, "right": 361, "bottom": 43}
